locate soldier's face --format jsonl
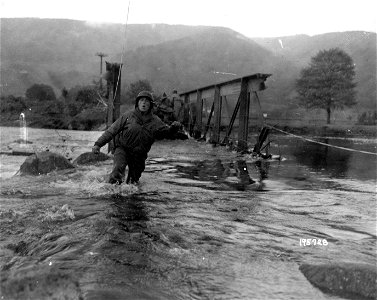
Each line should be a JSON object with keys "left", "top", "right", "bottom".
{"left": 138, "top": 98, "right": 151, "bottom": 112}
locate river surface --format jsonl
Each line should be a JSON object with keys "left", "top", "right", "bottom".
{"left": 0, "top": 126, "right": 376, "bottom": 300}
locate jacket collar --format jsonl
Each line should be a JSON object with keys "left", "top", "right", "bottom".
{"left": 134, "top": 108, "right": 153, "bottom": 123}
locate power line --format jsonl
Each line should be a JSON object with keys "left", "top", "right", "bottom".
{"left": 113, "top": 0, "right": 131, "bottom": 100}
{"left": 267, "top": 124, "right": 377, "bottom": 156}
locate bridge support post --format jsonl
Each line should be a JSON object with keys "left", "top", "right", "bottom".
{"left": 210, "top": 86, "right": 221, "bottom": 144}
{"left": 237, "top": 78, "right": 250, "bottom": 152}
{"left": 194, "top": 90, "right": 203, "bottom": 139}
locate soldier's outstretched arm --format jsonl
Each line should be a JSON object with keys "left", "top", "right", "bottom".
{"left": 93, "top": 114, "right": 129, "bottom": 150}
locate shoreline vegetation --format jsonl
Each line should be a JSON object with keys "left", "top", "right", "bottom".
{"left": 266, "top": 124, "right": 376, "bottom": 138}
{"left": 1, "top": 119, "right": 375, "bottom": 139}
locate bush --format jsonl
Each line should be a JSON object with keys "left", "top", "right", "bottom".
{"left": 26, "top": 83, "right": 56, "bottom": 101}
{"left": 70, "top": 107, "right": 106, "bottom": 130}
{"left": 75, "top": 87, "right": 98, "bottom": 108}
{"left": 358, "top": 111, "right": 377, "bottom": 125}
{"left": 0, "top": 95, "right": 27, "bottom": 113}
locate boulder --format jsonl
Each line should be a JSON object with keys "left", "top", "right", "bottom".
{"left": 73, "top": 152, "right": 110, "bottom": 165}
{"left": 299, "top": 263, "right": 376, "bottom": 299}
{"left": 19, "top": 151, "right": 75, "bottom": 175}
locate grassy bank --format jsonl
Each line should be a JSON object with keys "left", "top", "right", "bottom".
{"left": 263, "top": 124, "right": 376, "bottom": 138}
{"left": 1, "top": 118, "right": 375, "bottom": 138}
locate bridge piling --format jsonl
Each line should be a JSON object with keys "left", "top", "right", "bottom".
{"left": 180, "top": 73, "right": 271, "bottom": 152}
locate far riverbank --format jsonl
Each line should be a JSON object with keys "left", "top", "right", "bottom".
{"left": 1, "top": 121, "right": 374, "bottom": 139}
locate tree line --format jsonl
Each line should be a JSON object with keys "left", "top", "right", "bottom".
{"left": 0, "top": 79, "right": 155, "bottom": 130}
{"left": 1, "top": 47, "right": 375, "bottom": 129}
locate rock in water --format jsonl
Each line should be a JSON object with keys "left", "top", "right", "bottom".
{"left": 299, "top": 263, "right": 376, "bottom": 299}
{"left": 19, "top": 151, "right": 75, "bottom": 175}
{"left": 73, "top": 152, "right": 110, "bottom": 165}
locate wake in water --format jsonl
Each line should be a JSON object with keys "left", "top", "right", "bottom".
{"left": 50, "top": 168, "right": 139, "bottom": 197}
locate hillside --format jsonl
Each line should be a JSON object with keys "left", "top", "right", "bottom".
{"left": 0, "top": 18, "right": 212, "bottom": 96}
{"left": 1, "top": 18, "right": 376, "bottom": 119}
{"left": 122, "top": 28, "right": 285, "bottom": 88}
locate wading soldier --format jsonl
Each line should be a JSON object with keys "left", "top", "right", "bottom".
{"left": 92, "top": 91, "right": 183, "bottom": 184}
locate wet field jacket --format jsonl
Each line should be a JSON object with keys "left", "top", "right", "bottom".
{"left": 94, "top": 109, "right": 177, "bottom": 154}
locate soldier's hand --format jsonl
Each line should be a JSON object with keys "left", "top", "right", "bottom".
{"left": 171, "top": 121, "right": 182, "bottom": 129}
{"left": 92, "top": 145, "right": 100, "bottom": 154}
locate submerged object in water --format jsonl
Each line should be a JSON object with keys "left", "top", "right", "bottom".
{"left": 19, "top": 151, "right": 75, "bottom": 175}
{"left": 73, "top": 152, "right": 110, "bottom": 165}
{"left": 300, "top": 263, "right": 376, "bottom": 299}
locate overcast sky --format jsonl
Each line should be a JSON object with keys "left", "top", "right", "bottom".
{"left": 1, "top": 0, "right": 376, "bottom": 37}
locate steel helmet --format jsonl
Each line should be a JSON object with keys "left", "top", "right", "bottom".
{"left": 135, "top": 90, "right": 155, "bottom": 109}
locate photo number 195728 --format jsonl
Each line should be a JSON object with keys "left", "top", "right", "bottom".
{"left": 300, "top": 238, "right": 328, "bottom": 246}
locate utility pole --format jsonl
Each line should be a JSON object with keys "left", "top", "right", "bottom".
{"left": 96, "top": 52, "right": 108, "bottom": 91}
{"left": 104, "top": 62, "right": 122, "bottom": 153}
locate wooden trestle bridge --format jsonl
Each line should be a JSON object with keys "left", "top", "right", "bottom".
{"left": 104, "top": 62, "right": 271, "bottom": 153}
{"left": 179, "top": 73, "right": 271, "bottom": 152}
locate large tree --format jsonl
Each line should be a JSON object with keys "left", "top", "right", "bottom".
{"left": 25, "top": 83, "right": 56, "bottom": 101}
{"left": 296, "top": 48, "right": 356, "bottom": 124}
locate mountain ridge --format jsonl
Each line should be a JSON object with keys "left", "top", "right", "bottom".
{"left": 1, "top": 18, "right": 375, "bottom": 115}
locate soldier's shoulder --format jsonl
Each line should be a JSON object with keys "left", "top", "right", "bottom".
{"left": 152, "top": 114, "right": 168, "bottom": 125}
{"left": 120, "top": 110, "right": 136, "bottom": 120}
{"left": 122, "top": 109, "right": 134, "bottom": 117}
{"left": 152, "top": 113, "right": 162, "bottom": 121}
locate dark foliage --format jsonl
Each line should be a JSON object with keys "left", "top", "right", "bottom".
{"left": 25, "top": 84, "right": 56, "bottom": 101}
{"left": 0, "top": 95, "right": 27, "bottom": 113}
{"left": 75, "top": 87, "right": 98, "bottom": 109}
{"left": 0, "top": 83, "right": 107, "bottom": 130}
{"left": 61, "top": 87, "right": 69, "bottom": 99}
{"left": 358, "top": 111, "right": 377, "bottom": 125}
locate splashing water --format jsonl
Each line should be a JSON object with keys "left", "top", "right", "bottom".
{"left": 19, "top": 113, "right": 28, "bottom": 146}
{"left": 0, "top": 128, "right": 376, "bottom": 300}
{"left": 50, "top": 168, "right": 140, "bottom": 197}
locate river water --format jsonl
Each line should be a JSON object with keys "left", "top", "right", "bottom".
{"left": 0, "top": 126, "right": 376, "bottom": 300}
